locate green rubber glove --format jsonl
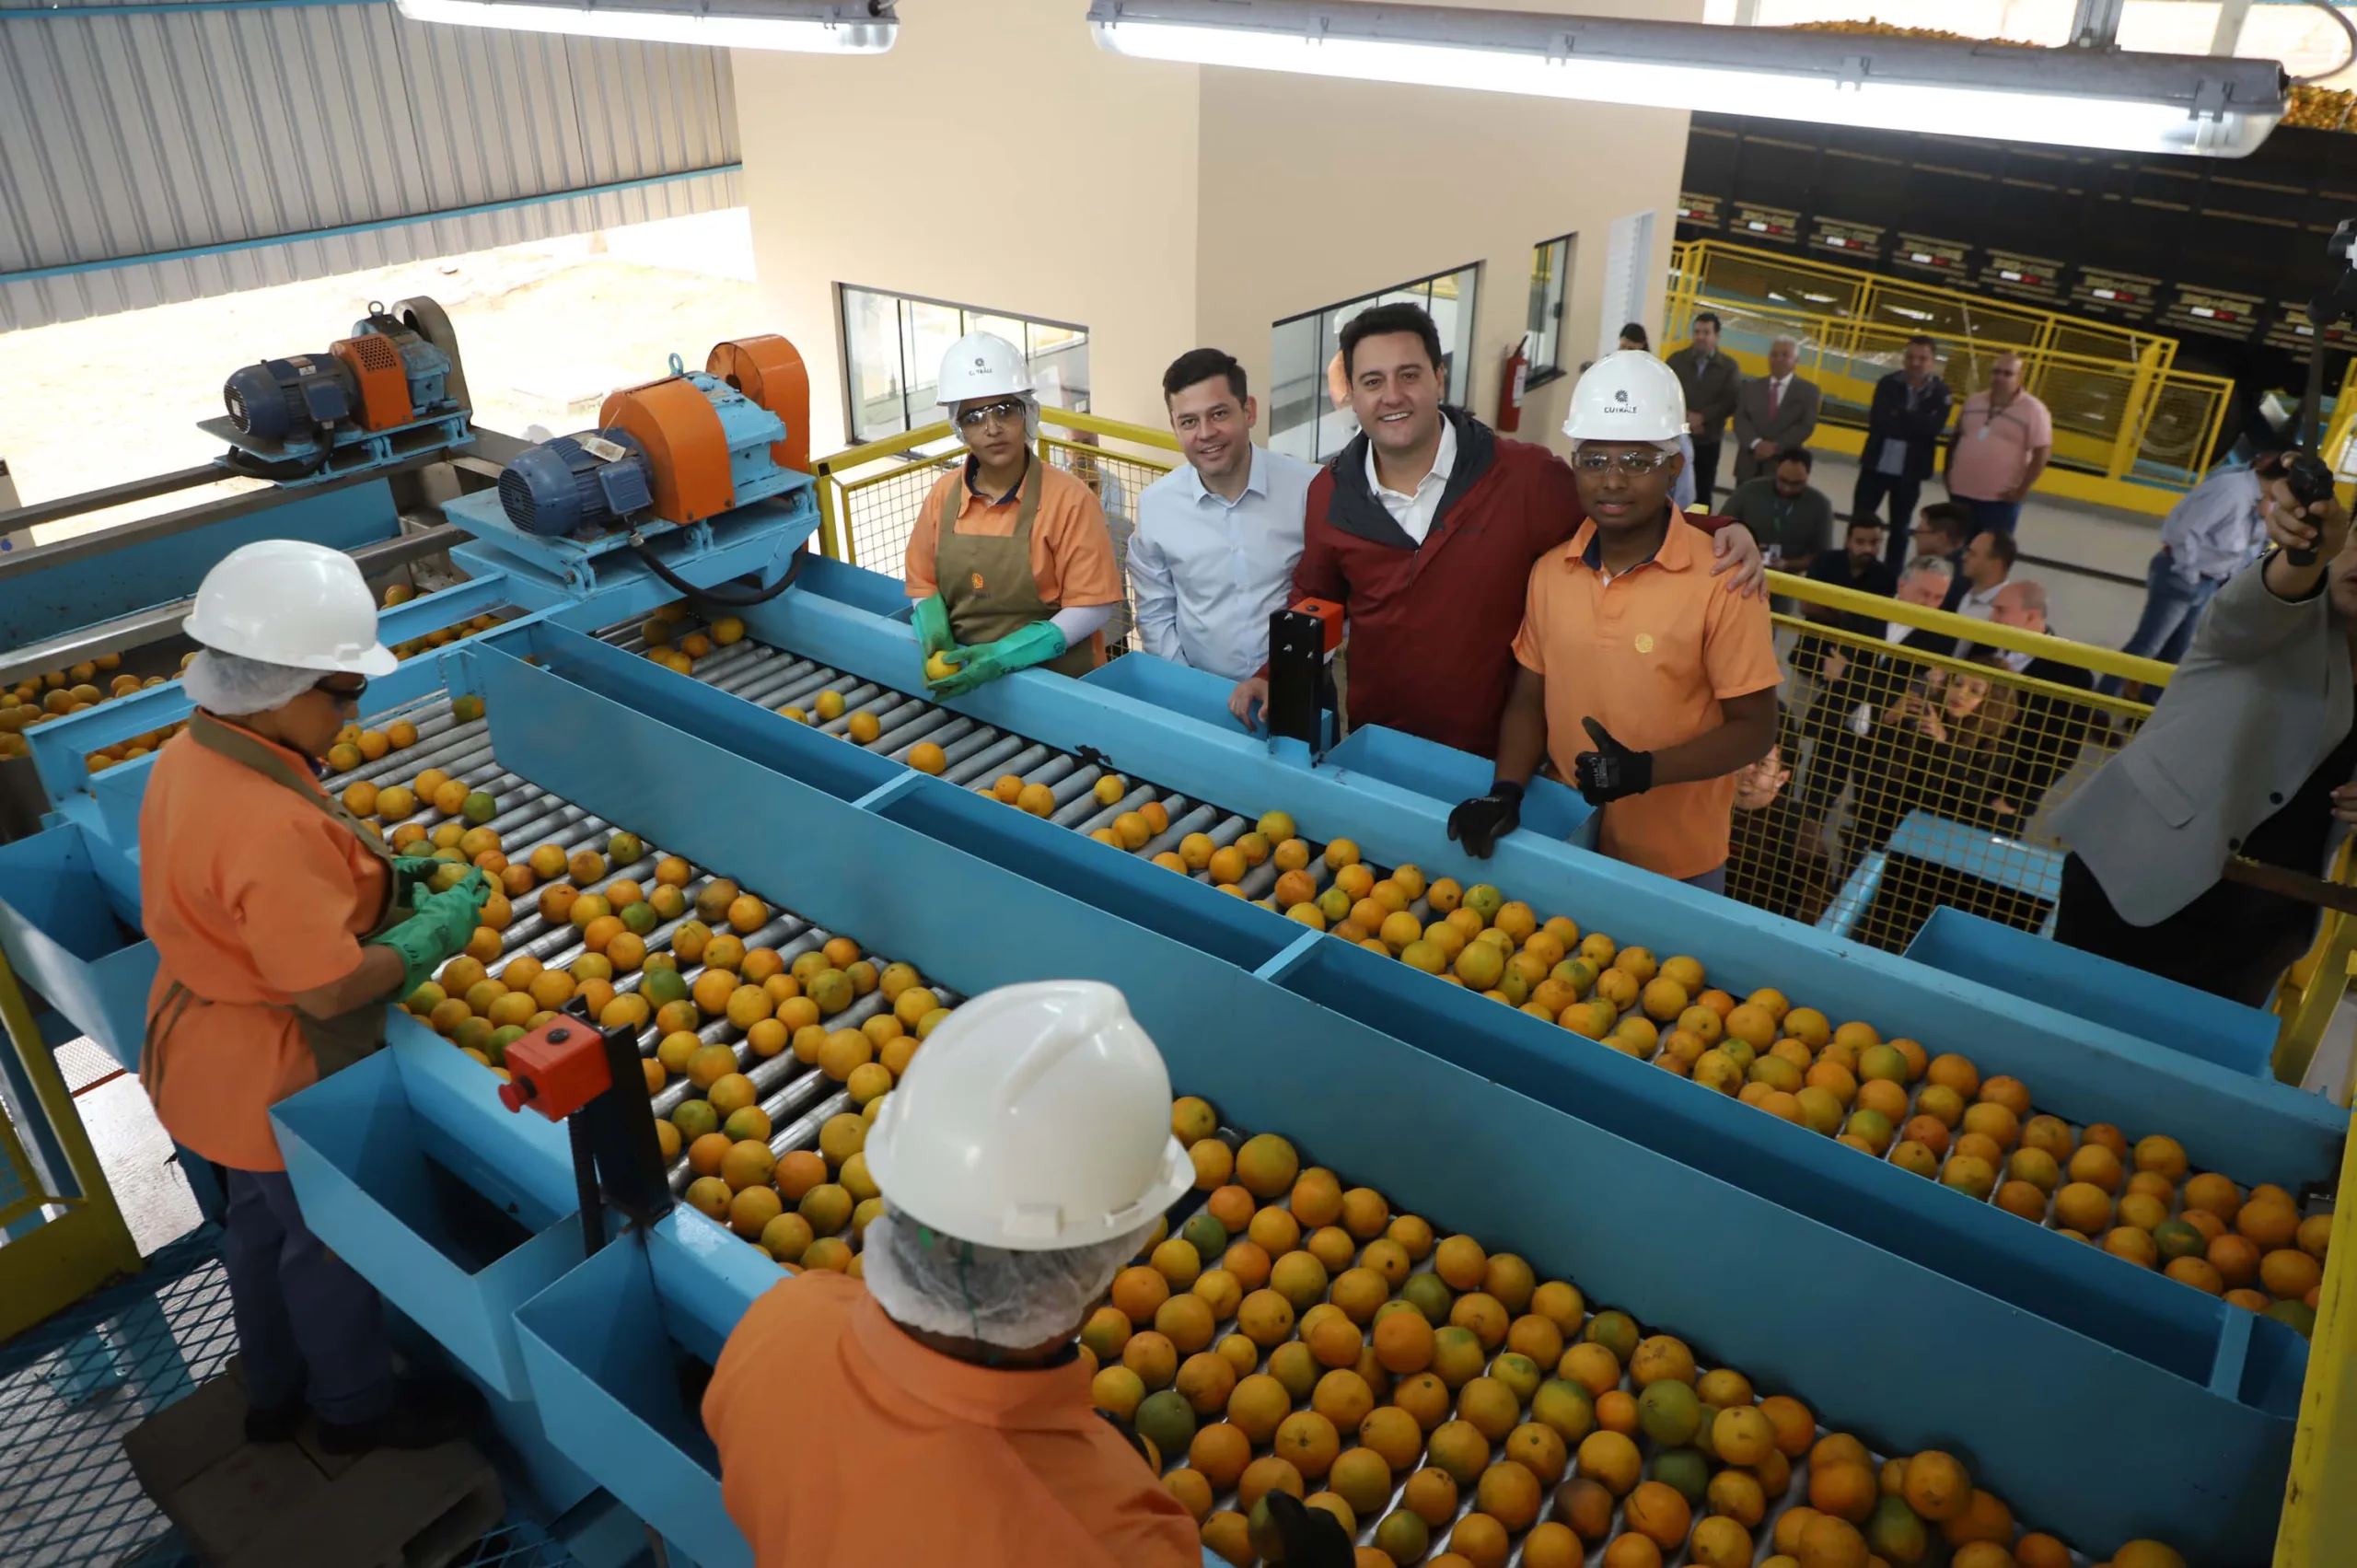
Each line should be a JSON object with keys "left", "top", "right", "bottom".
{"left": 369, "top": 868, "right": 491, "bottom": 1001}
{"left": 911, "top": 595, "right": 957, "bottom": 661}
{"left": 931, "top": 620, "right": 1067, "bottom": 698}
{"left": 389, "top": 855, "right": 444, "bottom": 907}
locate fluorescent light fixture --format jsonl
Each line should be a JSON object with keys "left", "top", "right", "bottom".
{"left": 1088, "top": 0, "right": 2287, "bottom": 157}
{"left": 397, "top": 0, "right": 895, "bottom": 52}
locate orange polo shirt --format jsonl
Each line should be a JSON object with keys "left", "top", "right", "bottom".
{"left": 1512, "top": 517, "right": 1782, "bottom": 879}
{"left": 704, "top": 1272, "right": 1200, "bottom": 1568}
{"left": 137, "top": 723, "right": 389, "bottom": 1172}
{"left": 907, "top": 459, "right": 1124, "bottom": 662}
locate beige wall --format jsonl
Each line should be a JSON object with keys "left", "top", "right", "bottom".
{"left": 730, "top": 5, "right": 1201, "bottom": 455}
{"left": 734, "top": 0, "right": 1694, "bottom": 461}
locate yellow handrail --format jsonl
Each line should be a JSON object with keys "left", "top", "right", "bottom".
{"left": 2274, "top": 1103, "right": 2357, "bottom": 1566}
{"left": 1767, "top": 570, "right": 2177, "bottom": 690}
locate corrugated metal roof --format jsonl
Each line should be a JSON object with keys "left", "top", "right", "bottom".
{"left": 0, "top": 2, "right": 740, "bottom": 331}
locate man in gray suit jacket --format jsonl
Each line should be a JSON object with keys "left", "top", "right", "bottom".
{"left": 2051, "top": 476, "right": 2357, "bottom": 1005}
{"left": 1666, "top": 312, "right": 1743, "bottom": 510}
{"left": 1731, "top": 337, "right": 1822, "bottom": 486}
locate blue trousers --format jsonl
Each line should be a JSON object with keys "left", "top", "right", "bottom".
{"left": 222, "top": 1167, "right": 394, "bottom": 1425}
{"left": 2096, "top": 553, "right": 2219, "bottom": 696}
{"left": 1955, "top": 495, "right": 2023, "bottom": 538}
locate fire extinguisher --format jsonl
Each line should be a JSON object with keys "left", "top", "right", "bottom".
{"left": 1497, "top": 334, "right": 1531, "bottom": 434}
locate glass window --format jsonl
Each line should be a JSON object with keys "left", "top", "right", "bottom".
{"left": 839, "top": 285, "right": 1090, "bottom": 441}
{"left": 1267, "top": 263, "right": 1482, "bottom": 463}
{"left": 1527, "top": 235, "right": 1573, "bottom": 387}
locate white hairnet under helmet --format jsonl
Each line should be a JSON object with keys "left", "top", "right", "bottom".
{"left": 859, "top": 1209, "right": 1158, "bottom": 1352}
{"left": 863, "top": 981, "right": 1192, "bottom": 1250}
{"left": 1562, "top": 349, "right": 1689, "bottom": 446}
{"left": 183, "top": 540, "right": 396, "bottom": 677}
{"left": 181, "top": 651, "right": 331, "bottom": 716}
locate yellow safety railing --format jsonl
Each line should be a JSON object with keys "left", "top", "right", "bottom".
{"left": 810, "top": 409, "right": 1179, "bottom": 652}
{"left": 1666, "top": 240, "right": 2235, "bottom": 515}
{"left": 0, "top": 946, "right": 141, "bottom": 1337}
{"left": 1731, "top": 568, "right": 2168, "bottom": 954}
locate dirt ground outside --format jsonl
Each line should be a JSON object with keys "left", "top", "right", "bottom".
{"left": 2, "top": 208, "right": 763, "bottom": 544}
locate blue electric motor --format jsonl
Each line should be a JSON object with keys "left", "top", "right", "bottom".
{"left": 499, "top": 430, "right": 656, "bottom": 536}
{"left": 221, "top": 306, "right": 457, "bottom": 441}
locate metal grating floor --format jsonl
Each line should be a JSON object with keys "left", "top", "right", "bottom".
{"left": 0, "top": 1226, "right": 580, "bottom": 1568}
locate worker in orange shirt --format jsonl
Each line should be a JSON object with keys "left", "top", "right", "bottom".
{"left": 1455, "top": 354, "right": 1782, "bottom": 891}
{"left": 704, "top": 981, "right": 1355, "bottom": 1566}
{"left": 140, "top": 540, "right": 489, "bottom": 1451}
{"left": 908, "top": 332, "right": 1126, "bottom": 697}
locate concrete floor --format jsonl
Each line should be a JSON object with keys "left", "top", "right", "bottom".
{"left": 55, "top": 1039, "right": 201, "bottom": 1259}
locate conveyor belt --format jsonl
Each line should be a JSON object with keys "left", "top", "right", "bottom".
{"left": 319, "top": 689, "right": 963, "bottom": 1209}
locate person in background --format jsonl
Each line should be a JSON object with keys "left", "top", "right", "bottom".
{"left": 2097, "top": 450, "right": 2287, "bottom": 695}
{"left": 1666, "top": 311, "right": 1743, "bottom": 510}
{"left": 1793, "top": 554, "right": 1958, "bottom": 848}
{"left": 1730, "top": 336, "right": 1822, "bottom": 485}
{"left": 1979, "top": 577, "right": 2101, "bottom": 828}
{"left": 1620, "top": 322, "right": 1696, "bottom": 512}
{"left": 2051, "top": 477, "right": 2357, "bottom": 1006}
{"left": 704, "top": 982, "right": 1231, "bottom": 1566}
{"left": 1910, "top": 502, "right": 1975, "bottom": 611}
{"left": 1226, "top": 302, "right": 1768, "bottom": 755}
{"left": 1852, "top": 649, "right": 2024, "bottom": 852}
{"left": 1129, "top": 349, "right": 1317, "bottom": 681}
{"left": 908, "top": 332, "right": 1123, "bottom": 698}
{"left": 1721, "top": 447, "right": 1835, "bottom": 575}
{"left": 1945, "top": 352, "right": 2051, "bottom": 540}
{"left": 1856, "top": 335, "right": 1953, "bottom": 567}
{"left": 142, "top": 540, "right": 487, "bottom": 1453}
{"left": 1802, "top": 516, "right": 1900, "bottom": 634}
{"left": 1455, "top": 352, "right": 1782, "bottom": 893}
{"left": 1956, "top": 530, "right": 2017, "bottom": 624}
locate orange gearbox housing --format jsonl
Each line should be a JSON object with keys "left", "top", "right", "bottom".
{"left": 706, "top": 335, "right": 809, "bottom": 474}
{"left": 331, "top": 331, "right": 414, "bottom": 431}
{"left": 599, "top": 376, "right": 734, "bottom": 526}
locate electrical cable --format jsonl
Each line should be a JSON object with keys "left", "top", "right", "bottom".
{"left": 627, "top": 533, "right": 808, "bottom": 608}
{"left": 2293, "top": 0, "right": 2357, "bottom": 86}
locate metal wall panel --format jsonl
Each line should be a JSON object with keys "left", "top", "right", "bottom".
{"left": 0, "top": 1, "right": 740, "bottom": 331}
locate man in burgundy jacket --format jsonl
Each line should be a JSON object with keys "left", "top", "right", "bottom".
{"left": 1228, "top": 302, "right": 1763, "bottom": 759}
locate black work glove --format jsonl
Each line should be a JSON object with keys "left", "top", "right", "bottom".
{"left": 1446, "top": 780, "right": 1524, "bottom": 859}
{"left": 1261, "top": 1493, "right": 1355, "bottom": 1568}
{"left": 1573, "top": 717, "right": 1654, "bottom": 805}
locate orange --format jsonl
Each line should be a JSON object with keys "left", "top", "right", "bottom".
{"left": 2262, "top": 1246, "right": 2323, "bottom": 1301}
{"left": 2111, "top": 1545, "right": 2188, "bottom": 1568}
{"left": 1434, "top": 1234, "right": 1489, "bottom": 1290}
{"left": 1327, "top": 1446, "right": 1393, "bottom": 1519}
{"left": 2183, "top": 1172, "right": 2243, "bottom": 1222}
{"left": 1176, "top": 1353, "right": 1238, "bottom": 1418}
{"left": 1939, "top": 1488, "right": 2014, "bottom": 1547}
{"left": 1573, "top": 1429, "right": 1642, "bottom": 1495}
{"left": 1373, "top": 1307, "right": 1435, "bottom": 1373}
{"left": 1237, "top": 1289, "right": 1295, "bottom": 1347}
{"left": 2209, "top": 1233, "right": 2262, "bottom": 1289}
{"left": 1306, "top": 1225, "right": 1358, "bottom": 1273}
{"left": 1156, "top": 1293, "right": 1216, "bottom": 1354}
{"left": 1291, "top": 1167, "right": 1344, "bottom": 1226}
{"left": 1273, "top": 1410, "right": 1340, "bottom": 1480}
{"left": 1236, "top": 1454, "right": 1306, "bottom": 1513}
{"left": 1900, "top": 1450, "right": 1970, "bottom": 1521}
{"left": 1809, "top": 1461, "right": 1876, "bottom": 1523}
{"left": 1375, "top": 1511, "right": 1433, "bottom": 1565}
{"left": 1426, "top": 1419, "right": 1491, "bottom": 1485}
{"left": 1504, "top": 1421, "right": 1567, "bottom": 1483}
{"left": 1111, "top": 1265, "right": 1171, "bottom": 1326}
{"left": 1391, "top": 1371, "right": 1451, "bottom": 1431}
{"left": 1200, "top": 1511, "right": 1251, "bottom": 1567}
{"left": 1090, "top": 1365, "right": 1145, "bottom": 1421}
{"left": 1713, "top": 1404, "right": 1776, "bottom": 1466}
{"left": 2165, "top": 1255, "right": 2226, "bottom": 1295}
{"left": 1449, "top": 1292, "right": 1508, "bottom": 1351}
{"left": 1629, "top": 1334, "right": 1695, "bottom": 1388}
{"left": 1455, "top": 1376, "right": 1520, "bottom": 1441}
{"left": 2238, "top": 1199, "right": 2300, "bottom": 1250}
{"left": 1224, "top": 1372, "right": 1291, "bottom": 1443}
{"left": 1270, "top": 1250, "right": 1329, "bottom": 1311}
{"left": 1187, "top": 1420, "right": 1251, "bottom": 1488}
{"left": 1707, "top": 1466, "right": 1769, "bottom": 1526}
{"left": 1689, "top": 1516, "right": 1754, "bottom": 1568}
{"left": 1248, "top": 1203, "right": 1301, "bottom": 1256}
{"left": 1357, "top": 1404, "right": 1425, "bottom": 1471}
{"left": 1759, "top": 1393, "right": 1815, "bottom": 1456}
{"left": 1602, "top": 1538, "right": 1662, "bottom": 1568}
{"left": 1306, "top": 1312, "right": 1364, "bottom": 1368}
{"left": 1222, "top": 1240, "right": 1272, "bottom": 1293}
{"left": 2014, "top": 1534, "right": 2072, "bottom": 1568}
{"left": 1120, "top": 1330, "right": 1178, "bottom": 1389}
{"left": 1446, "top": 1512, "right": 1510, "bottom": 1568}
{"left": 1341, "top": 1187, "right": 1390, "bottom": 1239}
{"left": 1505, "top": 1314, "right": 1564, "bottom": 1367}
{"left": 1400, "top": 1467, "right": 1459, "bottom": 1527}
{"left": 1623, "top": 1478, "right": 1690, "bottom": 1547}
{"left": 1797, "top": 1513, "right": 1870, "bottom": 1568}
{"left": 1205, "top": 1184, "right": 1255, "bottom": 1233}
{"left": 1558, "top": 1341, "right": 1621, "bottom": 1398}
{"left": 1235, "top": 1132, "right": 1299, "bottom": 1197}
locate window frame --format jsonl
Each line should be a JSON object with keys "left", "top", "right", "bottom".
{"left": 1526, "top": 233, "right": 1573, "bottom": 390}
{"left": 836, "top": 283, "right": 1091, "bottom": 443}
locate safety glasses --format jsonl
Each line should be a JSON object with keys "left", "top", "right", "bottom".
{"left": 314, "top": 674, "right": 368, "bottom": 705}
{"left": 955, "top": 399, "right": 1027, "bottom": 431}
{"left": 1573, "top": 450, "right": 1678, "bottom": 476}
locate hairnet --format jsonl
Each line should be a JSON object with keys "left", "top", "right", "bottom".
{"left": 182, "top": 649, "right": 323, "bottom": 715}
{"left": 860, "top": 1208, "right": 1159, "bottom": 1353}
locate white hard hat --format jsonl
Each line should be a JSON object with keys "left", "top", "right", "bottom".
{"left": 862, "top": 980, "right": 1193, "bottom": 1250}
{"left": 935, "top": 331, "right": 1033, "bottom": 408}
{"left": 182, "top": 540, "right": 397, "bottom": 677}
{"left": 1562, "top": 349, "right": 1688, "bottom": 444}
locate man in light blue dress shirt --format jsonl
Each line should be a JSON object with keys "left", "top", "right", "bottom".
{"left": 2096, "top": 450, "right": 2286, "bottom": 694}
{"left": 1130, "top": 349, "right": 1320, "bottom": 681}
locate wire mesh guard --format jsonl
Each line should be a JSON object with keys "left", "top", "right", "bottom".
{"left": 0, "top": 1228, "right": 579, "bottom": 1568}
{"left": 1728, "top": 612, "right": 2150, "bottom": 954}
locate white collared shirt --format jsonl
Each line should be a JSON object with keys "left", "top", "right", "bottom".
{"left": 2157, "top": 465, "right": 2269, "bottom": 585}
{"left": 1960, "top": 575, "right": 2007, "bottom": 621}
{"left": 1365, "top": 417, "right": 1457, "bottom": 546}
{"left": 1766, "top": 373, "right": 1793, "bottom": 409}
{"left": 1128, "top": 445, "right": 1318, "bottom": 681}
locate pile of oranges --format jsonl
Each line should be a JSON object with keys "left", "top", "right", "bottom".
{"left": 638, "top": 602, "right": 745, "bottom": 678}
{"left": 0, "top": 652, "right": 179, "bottom": 766}
{"left": 1119, "top": 1100, "right": 2188, "bottom": 1568}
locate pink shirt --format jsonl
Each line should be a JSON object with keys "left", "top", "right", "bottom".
{"left": 1947, "top": 390, "right": 2052, "bottom": 502}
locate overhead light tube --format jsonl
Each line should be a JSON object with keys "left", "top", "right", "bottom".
{"left": 397, "top": 0, "right": 896, "bottom": 52}
{"left": 1088, "top": 0, "right": 2286, "bottom": 157}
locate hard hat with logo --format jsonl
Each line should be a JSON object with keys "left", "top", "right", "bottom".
{"left": 183, "top": 539, "right": 398, "bottom": 676}
{"left": 1562, "top": 349, "right": 1688, "bottom": 444}
{"left": 935, "top": 331, "right": 1034, "bottom": 408}
{"left": 862, "top": 980, "right": 1193, "bottom": 1250}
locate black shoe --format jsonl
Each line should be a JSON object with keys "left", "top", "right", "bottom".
{"left": 242, "top": 1397, "right": 304, "bottom": 1445}
{"left": 317, "top": 1377, "right": 484, "bottom": 1456}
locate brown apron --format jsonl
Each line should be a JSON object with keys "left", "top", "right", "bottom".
{"left": 935, "top": 457, "right": 1097, "bottom": 678}
{"left": 142, "top": 712, "right": 411, "bottom": 1105}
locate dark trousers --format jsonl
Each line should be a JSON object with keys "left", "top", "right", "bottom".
{"left": 1955, "top": 496, "right": 2024, "bottom": 538}
{"left": 1690, "top": 438, "right": 1724, "bottom": 511}
{"left": 1852, "top": 469, "right": 1923, "bottom": 569}
{"left": 222, "top": 1167, "right": 394, "bottom": 1424}
{"left": 2053, "top": 852, "right": 2316, "bottom": 1010}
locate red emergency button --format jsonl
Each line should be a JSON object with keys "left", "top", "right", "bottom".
{"left": 498, "top": 1018, "right": 615, "bottom": 1121}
